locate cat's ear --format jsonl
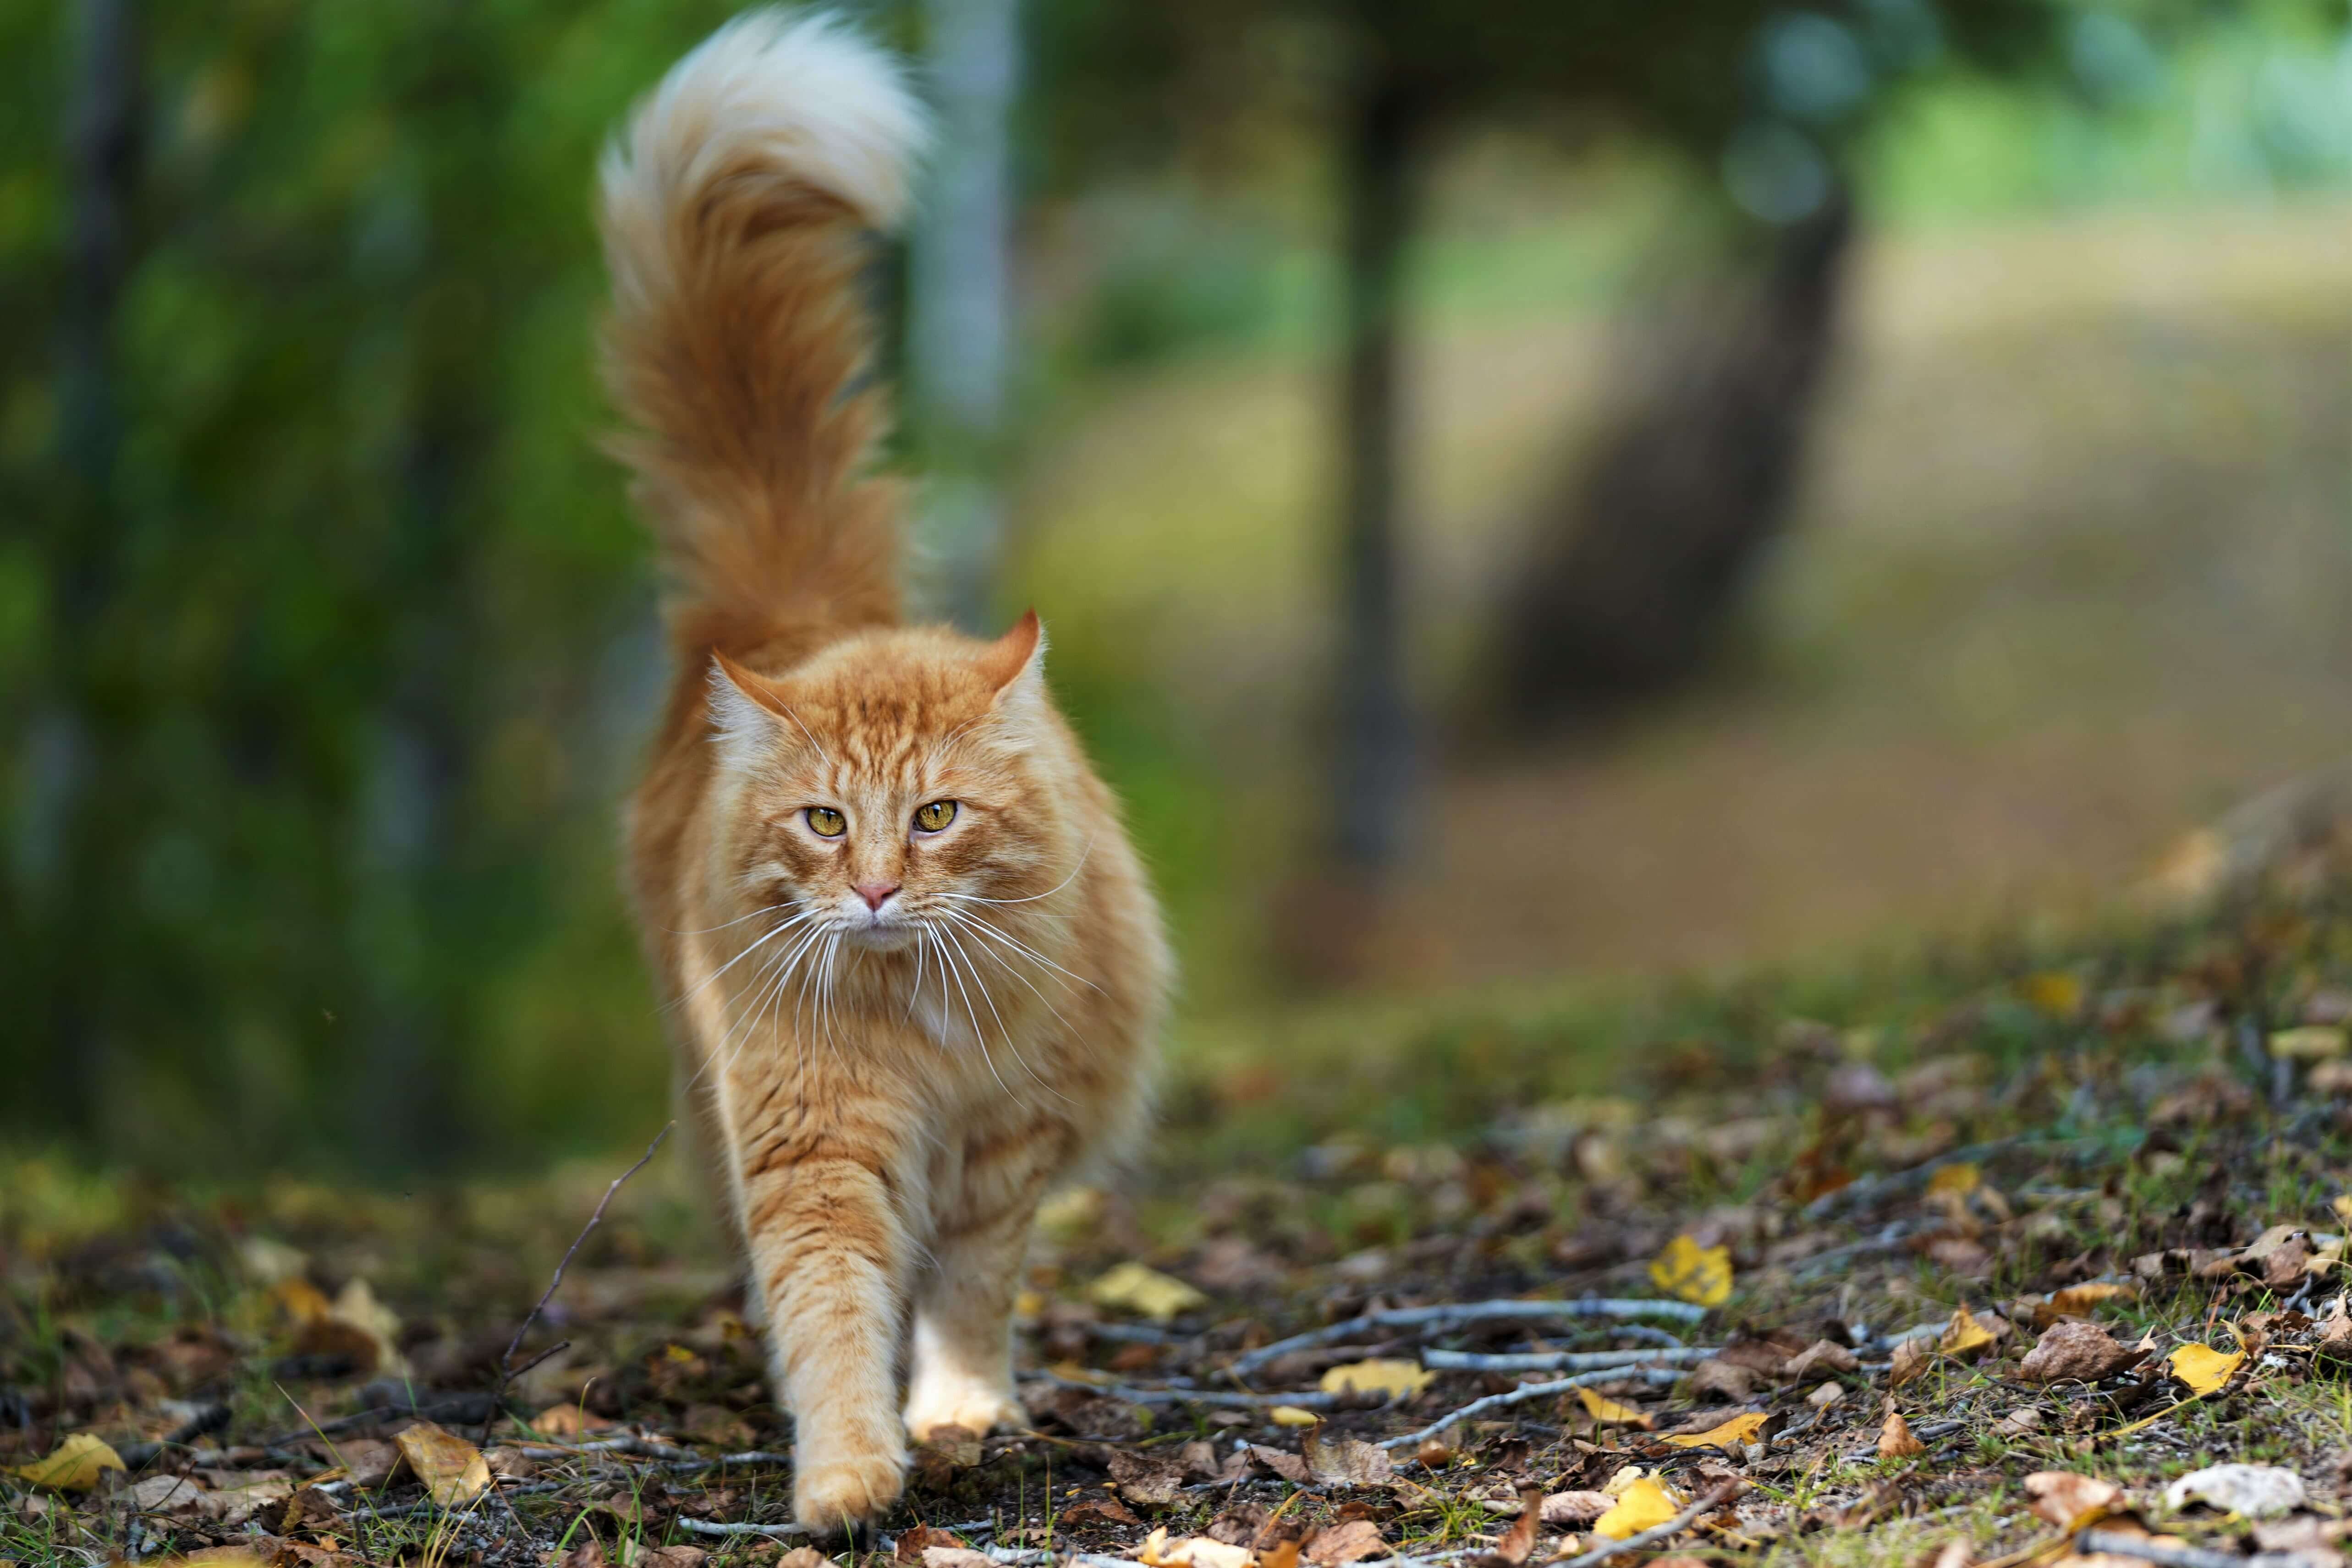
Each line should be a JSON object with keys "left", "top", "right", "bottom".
{"left": 707, "top": 652, "right": 790, "bottom": 771}
{"left": 977, "top": 608, "right": 1045, "bottom": 709}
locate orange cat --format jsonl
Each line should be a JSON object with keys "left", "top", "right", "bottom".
{"left": 597, "top": 11, "right": 1170, "bottom": 1533}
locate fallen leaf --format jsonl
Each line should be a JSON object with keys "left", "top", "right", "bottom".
{"left": 199, "top": 1478, "right": 293, "bottom": 1528}
{"left": 1938, "top": 1308, "right": 1996, "bottom": 1357}
{"left": 11, "top": 1433, "right": 126, "bottom": 1491}
{"left": 1139, "top": 1529, "right": 1255, "bottom": 1568}
{"left": 532, "top": 1403, "right": 607, "bottom": 1437}
{"left": 1662, "top": 1412, "right": 1767, "bottom": 1450}
{"left": 1318, "top": 1359, "right": 1432, "bottom": 1399}
{"left": 1806, "top": 1382, "right": 1846, "bottom": 1411}
{"left": 1924, "top": 1163, "right": 1980, "bottom": 1200}
{"left": 1088, "top": 1262, "right": 1208, "bottom": 1322}
{"left": 1062, "top": 1497, "right": 1144, "bottom": 1529}
{"left": 922, "top": 1552, "right": 996, "bottom": 1568}
{"left": 1301, "top": 1425, "right": 1394, "bottom": 1486}
{"left": 2024, "top": 1471, "right": 2123, "bottom": 1531}
{"left": 1247, "top": 1446, "right": 1310, "bottom": 1484}
{"left": 1877, "top": 1412, "right": 1925, "bottom": 1458}
{"left": 1890, "top": 1338, "right": 1930, "bottom": 1388}
{"left": 1108, "top": 1449, "right": 1187, "bottom": 1507}
{"left": 1488, "top": 1486, "right": 1544, "bottom": 1566}
{"left": 776, "top": 1551, "right": 830, "bottom": 1568}
{"left": 392, "top": 1421, "right": 490, "bottom": 1508}
{"left": 270, "top": 1278, "right": 334, "bottom": 1326}
{"left": 2167, "top": 1342, "right": 2245, "bottom": 1396}
{"left": 1301, "top": 1519, "right": 1388, "bottom": 1567}
{"left": 1574, "top": 1387, "right": 1653, "bottom": 1429}
{"left": 897, "top": 1525, "right": 971, "bottom": 1563}
{"left": 2018, "top": 1321, "right": 2146, "bottom": 1383}
{"left": 1591, "top": 1478, "right": 1682, "bottom": 1540}
{"left": 2024, "top": 972, "right": 2085, "bottom": 1019}
{"left": 127, "top": 1474, "right": 206, "bottom": 1515}
{"left": 1541, "top": 1492, "right": 1614, "bottom": 1526}
{"left": 1269, "top": 1406, "right": 1321, "bottom": 1428}
{"left": 2044, "top": 1283, "right": 2136, "bottom": 1320}
{"left": 2270, "top": 1025, "right": 2347, "bottom": 1060}
{"left": 1686, "top": 1358, "right": 1756, "bottom": 1402}
{"left": 1648, "top": 1235, "right": 1732, "bottom": 1308}
{"left": 2162, "top": 1464, "right": 2305, "bottom": 1518}
{"left": 1784, "top": 1340, "right": 1860, "bottom": 1380}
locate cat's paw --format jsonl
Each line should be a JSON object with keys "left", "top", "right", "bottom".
{"left": 905, "top": 1386, "right": 1028, "bottom": 1442}
{"left": 793, "top": 1446, "right": 905, "bottom": 1535}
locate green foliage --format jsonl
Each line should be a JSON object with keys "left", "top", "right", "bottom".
{"left": 0, "top": 0, "right": 766, "bottom": 1172}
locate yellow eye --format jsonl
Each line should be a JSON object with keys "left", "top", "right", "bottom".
{"left": 913, "top": 800, "right": 957, "bottom": 833}
{"left": 804, "top": 807, "right": 846, "bottom": 838}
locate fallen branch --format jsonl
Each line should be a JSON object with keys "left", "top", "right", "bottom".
{"left": 1040, "top": 1372, "right": 1347, "bottom": 1410}
{"left": 678, "top": 1519, "right": 807, "bottom": 1541}
{"left": 1421, "top": 1347, "right": 1716, "bottom": 1373}
{"left": 2074, "top": 1530, "right": 2306, "bottom": 1568}
{"left": 1800, "top": 1135, "right": 2057, "bottom": 1223}
{"left": 1379, "top": 1365, "right": 1685, "bottom": 1451}
{"left": 1556, "top": 1479, "right": 1742, "bottom": 1568}
{"left": 1231, "top": 1299, "right": 1708, "bottom": 1379}
{"left": 479, "top": 1121, "right": 673, "bottom": 1444}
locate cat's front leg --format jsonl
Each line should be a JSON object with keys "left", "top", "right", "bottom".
{"left": 905, "top": 1195, "right": 1035, "bottom": 1442}
{"left": 740, "top": 1140, "right": 914, "bottom": 1533}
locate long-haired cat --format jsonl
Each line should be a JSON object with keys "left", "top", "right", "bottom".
{"left": 597, "top": 9, "right": 1170, "bottom": 1533}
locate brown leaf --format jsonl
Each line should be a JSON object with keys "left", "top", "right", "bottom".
{"left": 278, "top": 1487, "right": 341, "bottom": 1535}
{"left": 1302, "top": 1425, "right": 1394, "bottom": 1487}
{"left": 1877, "top": 1412, "right": 1926, "bottom": 1458}
{"left": 1540, "top": 1492, "right": 1615, "bottom": 1527}
{"left": 897, "top": 1525, "right": 971, "bottom": 1563}
{"left": 1686, "top": 1358, "right": 1756, "bottom": 1402}
{"left": 1108, "top": 1449, "right": 1187, "bottom": 1508}
{"left": 1486, "top": 1486, "right": 1544, "bottom": 1566}
{"left": 920, "top": 1551, "right": 997, "bottom": 1568}
{"left": 391, "top": 1421, "right": 489, "bottom": 1509}
{"left": 1785, "top": 1340, "right": 1860, "bottom": 1380}
{"left": 639, "top": 1550, "right": 709, "bottom": 1568}
{"left": 2024, "top": 1471, "right": 2123, "bottom": 1530}
{"left": 329, "top": 1439, "right": 399, "bottom": 1488}
{"left": 1062, "top": 1497, "right": 1144, "bottom": 1529}
{"left": 1248, "top": 1446, "right": 1311, "bottom": 1484}
{"left": 2017, "top": 1321, "right": 2146, "bottom": 1384}
{"left": 1890, "top": 1338, "right": 1931, "bottom": 1388}
{"left": 776, "top": 1550, "right": 830, "bottom": 1568}
{"left": 1178, "top": 1440, "right": 1223, "bottom": 1483}
{"left": 1302, "top": 1519, "right": 1389, "bottom": 1566}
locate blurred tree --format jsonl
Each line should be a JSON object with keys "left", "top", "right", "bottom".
{"left": 0, "top": 0, "right": 745, "bottom": 1170}
{"left": 1030, "top": 0, "right": 2058, "bottom": 908}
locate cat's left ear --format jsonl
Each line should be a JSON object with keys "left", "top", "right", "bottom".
{"left": 977, "top": 608, "right": 1045, "bottom": 709}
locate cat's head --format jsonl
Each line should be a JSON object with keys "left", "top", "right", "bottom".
{"left": 703, "top": 611, "right": 1071, "bottom": 954}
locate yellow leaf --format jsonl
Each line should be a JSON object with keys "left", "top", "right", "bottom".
{"left": 10, "top": 1433, "right": 125, "bottom": 1491}
{"left": 1319, "top": 1359, "right": 1432, "bottom": 1399}
{"left": 2271, "top": 1026, "right": 2347, "bottom": 1060}
{"left": 1575, "top": 1386, "right": 1654, "bottom": 1429}
{"left": 392, "top": 1420, "right": 490, "bottom": 1508}
{"left": 1087, "top": 1261, "right": 1207, "bottom": 1322}
{"left": 1663, "top": 1412, "right": 1767, "bottom": 1450}
{"left": 1591, "top": 1478, "right": 1681, "bottom": 1540}
{"left": 1268, "top": 1405, "right": 1321, "bottom": 1427}
{"left": 1939, "top": 1308, "right": 1996, "bottom": 1356}
{"left": 2046, "top": 1282, "right": 2135, "bottom": 1316}
{"left": 1925, "top": 1163, "right": 1980, "bottom": 1199}
{"left": 2024, "top": 972, "right": 2085, "bottom": 1019}
{"left": 1647, "top": 1235, "right": 1732, "bottom": 1308}
{"left": 2167, "top": 1343, "right": 2245, "bottom": 1397}
{"left": 2333, "top": 1195, "right": 2352, "bottom": 1230}
{"left": 270, "top": 1277, "right": 333, "bottom": 1326}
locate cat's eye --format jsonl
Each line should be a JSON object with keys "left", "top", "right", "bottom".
{"left": 912, "top": 800, "right": 957, "bottom": 833}
{"left": 804, "top": 806, "right": 846, "bottom": 838}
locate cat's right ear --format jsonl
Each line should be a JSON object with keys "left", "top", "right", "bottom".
{"left": 707, "top": 652, "right": 786, "bottom": 772}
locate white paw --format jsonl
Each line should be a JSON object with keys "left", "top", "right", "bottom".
{"left": 905, "top": 1385, "right": 1028, "bottom": 1442}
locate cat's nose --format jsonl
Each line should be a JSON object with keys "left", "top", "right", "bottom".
{"left": 854, "top": 882, "right": 900, "bottom": 911}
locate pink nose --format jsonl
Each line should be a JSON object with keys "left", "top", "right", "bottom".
{"left": 854, "top": 882, "right": 899, "bottom": 911}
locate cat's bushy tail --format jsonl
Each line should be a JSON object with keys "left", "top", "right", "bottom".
{"left": 599, "top": 10, "right": 925, "bottom": 658}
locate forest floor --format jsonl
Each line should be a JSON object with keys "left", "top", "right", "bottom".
{"left": 5, "top": 808, "right": 2352, "bottom": 1568}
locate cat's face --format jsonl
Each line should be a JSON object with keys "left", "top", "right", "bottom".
{"left": 706, "top": 615, "right": 1066, "bottom": 962}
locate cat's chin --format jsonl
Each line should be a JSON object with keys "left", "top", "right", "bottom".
{"left": 842, "top": 922, "right": 920, "bottom": 953}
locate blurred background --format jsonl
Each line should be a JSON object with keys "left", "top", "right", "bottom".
{"left": 0, "top": 0, "right": 2344, "bottom": 1176}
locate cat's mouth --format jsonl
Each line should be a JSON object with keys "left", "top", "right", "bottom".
{"left": 841, "top": 916, "right": 919, "bottom": 952}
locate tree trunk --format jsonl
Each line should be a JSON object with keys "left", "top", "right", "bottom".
{"left": 909, "top": 0, "right": 1018, "bottom": 631}
{"left": 34, "top": 0, "right": 142, "bottom": 1148}
{"left": 1331, "top": 73, "right": 1417, "bottom": 874}
{"left": 1488, "top": 187, "right": 1854, "bottom": 731}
